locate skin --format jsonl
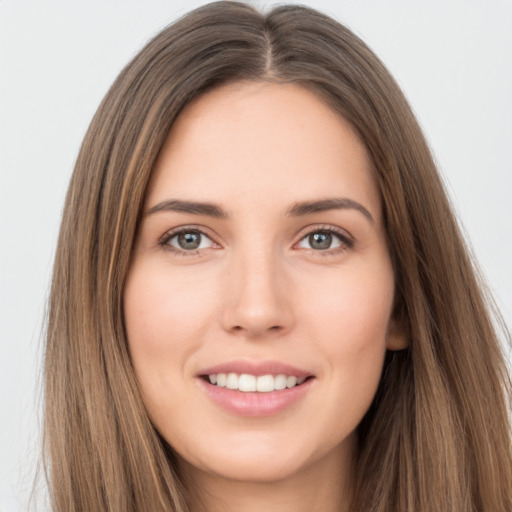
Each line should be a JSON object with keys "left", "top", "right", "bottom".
{"left": 124, "top": 81, "right": 406, "bottom": 512}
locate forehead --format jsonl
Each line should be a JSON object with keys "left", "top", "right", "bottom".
{"left": 146, "top": 81, "right": 380, "bottom": 219}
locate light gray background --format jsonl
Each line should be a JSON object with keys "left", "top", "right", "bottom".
{"left": 1, "top": 1, "right": 511, "bottom": 510}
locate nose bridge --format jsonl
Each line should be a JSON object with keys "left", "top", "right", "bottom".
{"left": 221, "top": 237, "right": 292, "bottom": 337}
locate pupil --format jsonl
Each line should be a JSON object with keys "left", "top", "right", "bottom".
{"left": 178, "top": 232, "right": 201, "bottom": 250}
{"left": 309, "top": 232, "right": 332, "bottom": 250}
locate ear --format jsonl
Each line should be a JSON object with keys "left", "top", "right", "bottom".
{"left": 386, "top": 316, "right": 409, "bottom": 351}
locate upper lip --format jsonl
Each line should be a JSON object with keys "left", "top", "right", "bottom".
{"left": 198, "top": 360, "right": 313, "bottom": 379}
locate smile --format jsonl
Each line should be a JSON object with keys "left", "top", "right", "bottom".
{"left": 197, "top": 361, "right": 315, "bottom": 417}
{"left": 207, "top": 373, "right": 306, "bottom": 392}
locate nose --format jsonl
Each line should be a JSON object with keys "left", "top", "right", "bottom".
{"left": 220, "top": 248, "right": 294, "bottom": 339}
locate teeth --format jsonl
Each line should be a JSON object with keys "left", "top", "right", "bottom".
{"left": 238, "top": 374, "right": 257, "bottom": 392}
{"left": 216, "top": 373, "right": 227, "bottom": 387}
{"left": 226, "top": 373, "right": 238, "bottom": 389}
{"left": 274, "top": 374, "right": 287, "bottom": 390}
{"left": 256, "top": 374, "right": 275, "bottom": 392}
{"left": 286, "top": 376, "right": 297, "bottom": 388}
{"left": 206, "top": 373, "right": 307, "bottom": 392}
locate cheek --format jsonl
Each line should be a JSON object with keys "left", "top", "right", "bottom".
{"left": 123, "top": 262, "right": 214, "bottom": 394}
{"left": 123, "top": 262, "right": 217, "bottom": 440}
{"left": 125, "top": 261, "right": 214, "bottom": 344}
{"left": 307, "top": 265, "right": 393, "bottom": 348}
{"left": 301, "top": 258, "right": 394, "bottom": 401}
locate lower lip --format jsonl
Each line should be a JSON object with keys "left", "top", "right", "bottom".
{"left": 198, "top": 378, "right": 314, "bottom": 417}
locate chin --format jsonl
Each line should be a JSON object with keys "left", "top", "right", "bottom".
{"left": 185, "top": 451, "right": 309, "bottom": 484}
{"left": 174, "top": 431, "right": 348, "bottom": 486}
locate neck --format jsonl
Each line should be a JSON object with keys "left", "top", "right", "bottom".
{"left": 179, "top": 442, "right": 355, "bottom": 512}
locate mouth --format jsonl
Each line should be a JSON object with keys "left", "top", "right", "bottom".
{"left": 197, "top": 361, "right": 315, "bottom": 417}
{"left": 201, "top": 373, "right": 312, "bottom": 392}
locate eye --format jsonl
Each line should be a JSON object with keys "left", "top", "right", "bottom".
{"left": 296, "top": 228, "right": 353, "bottom": 253}
{"left": 161, "top": 228, "right": 217, "bottom": 253}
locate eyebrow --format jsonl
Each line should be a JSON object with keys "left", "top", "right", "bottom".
{"left": 286, "top": 198, "right": 374, "bottom": 223}
{"left": 145, "top": 199, "right": 228, "bottom": 218}
{"left": 145, "top": 197, "right": 374, "bottom": 223}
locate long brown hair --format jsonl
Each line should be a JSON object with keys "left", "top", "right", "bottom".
{"left": 44, "top": 2, "right": 511, "bottom": 510}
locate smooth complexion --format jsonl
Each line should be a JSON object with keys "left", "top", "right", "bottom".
{"left": 124, "top": 82, "right": 406, "bottom": 512}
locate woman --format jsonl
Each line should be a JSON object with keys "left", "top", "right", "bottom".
{"left": 43, "top": 1, "right": 511, "bottom": 511}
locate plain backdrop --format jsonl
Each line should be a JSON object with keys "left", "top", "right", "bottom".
{"left": 1, "top": 1, "right": 511, "bottom": 510}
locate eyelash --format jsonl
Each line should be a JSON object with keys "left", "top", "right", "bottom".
{"left": 158, "top": 224, "right": 354, "bottom": 257}
{"left": 158, "top": 226, "right": 215, "bottom": 257}
{"left": 295, "top": 224, "right": 354, "bottom": 256}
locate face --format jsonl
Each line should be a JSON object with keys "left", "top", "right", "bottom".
{"left": 124, "top": 82, "right": 405, "bottom": 488}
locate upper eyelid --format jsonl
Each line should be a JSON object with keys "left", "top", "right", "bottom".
{"left": 295, "top": 223, "right": 354, "bottom": 242}
{"left": 158, "top": 225, "right": 217, "bottom": 245}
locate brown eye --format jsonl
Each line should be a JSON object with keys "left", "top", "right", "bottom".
{"left": 308, "top": 232, "right": 333, "bottom": 250}
{"left": 177, "top": 232, "right": 202, "bottom": 250}
{"left": 165, "top": 230, "right": 215, "bottom": 251}
{"left": 297, "top": 230, "right": 344, "bottom": 251}
{"left": 295, "top": 227, "right": 354, "bottom": 254}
